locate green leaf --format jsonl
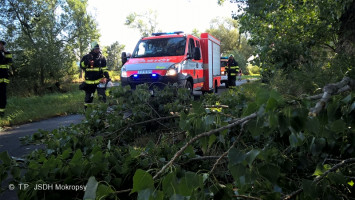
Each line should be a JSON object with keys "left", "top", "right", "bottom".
{"left": 266, "top": 97, "right": 278, "bottom": 112}
{"left": 137, "top": 188, "right": 153, "bottom": 200}
{"left": 228, "top": 148, "right": 246, "bottom": 166}
{"left": 243, "top": 102, "right": 258, "bottom": 116}
{"left": 313, "top": 164, "right": 331, "bottom": 177}
{"left": 208, "top": 134, "right": 217, "bottom": 148}
{"left": 61, "top": 148, "right": 72, "bottom": 160}
{"left": 302, "top": 179, "right": 317, "bottom": 199}
{"left": 70, "top": 149, "right": 83, "bottom": 165}
{"left": 0, "top": 151, "right": 11, "bottom": 166}
{"left": 83, "top": 176, "right": 99, "bottom": 200}
{"left": 289, "top": 133, "right": 299, "bottom": 148}
{"left": 341, "top": 94, "right": 352, "bottom": 103}
{"left": 131, "top": 169, "right": 154, "bottom": 193}
{"left": 245, "top": 149, "right": 260, "bottom": 166}
{"left": 305, "top": 117, "right": 320, "bottom": 134}
{"left": 256, "top": 88, "right": 270, "bottom": 106}
{"left": 310, "top": 137, "right": 326, "bottom": 155}
{"left": 327, "top": 172, "right": 346, "bottom": 185}
{"left": 176, "top": 172, "right": 203, "bottom": 196}
{"left": 204, "top": 115, "right": 215, "bottom": 127}
{"left": 200, "top": 137, "right": 208, "bottom": 154}
{"left": 170, "top": 194, "right": 187, "bottom": 200}
{"left": 330, "top": 119, "right": 346, "bottom": 133}
{"left": 162, "top": 172, "right": 178, "bottom": 196}
{"left": 183, "top": 145, "right": 195, "bottom": 158}
{"left": 269, "top": 90, "right": 284, "bottom": 104}
{"left": 228, "top": 163, "right": 247, "bottom": 186}
{"left": 96, "top": 183, "right": 114, "bottom": 199}
{"left": 349, "top": 102, "right": 355, "bottom": 113}
{"left": 259, "top": 164, "right": 280, "bottom": 184}
{"left": 268, "top": 113, "right": 278, "bottom": 129}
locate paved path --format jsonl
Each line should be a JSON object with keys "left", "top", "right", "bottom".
{"left": 0, "top": 114, "right": 84, "bottom": 158}
{"left": 0, "top": 115, "right": 84, "bottom": 200}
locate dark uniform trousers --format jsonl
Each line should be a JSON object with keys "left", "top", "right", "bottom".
{"left": 0, "top": 51, "right": 12, "bottom": 115}
{"left": 227, "top": 66, "right": 239, "bottom": 87}
{"left": 0, "top": 82, "right": 6, "bottom": 112}
{"left": 85, "top": 84, "right": 99, "bottom": 105}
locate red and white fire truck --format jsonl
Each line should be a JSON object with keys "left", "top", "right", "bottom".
{"left": 120, "top": 31, "right": 221, "bottom": 94}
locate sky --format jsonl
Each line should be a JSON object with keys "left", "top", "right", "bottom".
{"left": 87, "top": 0, "right": 238, "bottom": 52}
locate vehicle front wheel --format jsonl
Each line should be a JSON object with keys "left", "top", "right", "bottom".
{"left": 185, "top": 81, "right": 193, "bottom": 95}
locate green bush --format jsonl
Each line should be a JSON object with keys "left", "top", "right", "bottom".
{"left": 1, "top": 83, "right": 354, "bottom": 200}
{"left": 247, "top": 64, "right": 260, "bottom": 75}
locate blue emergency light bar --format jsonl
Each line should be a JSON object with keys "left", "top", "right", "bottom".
{"left": 152, "top": 31, "right": 184, "bottom": 36}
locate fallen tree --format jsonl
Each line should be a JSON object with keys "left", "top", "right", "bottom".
{"left": 0, "top": 81, "right": 354, "bottom": 200}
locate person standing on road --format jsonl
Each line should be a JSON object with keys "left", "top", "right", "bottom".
{"left": 80, "top": 41, "right": 110, "bottom": 109}
{"left": 226, "top": 54, "right": 239, "bottom": 87}
{"left": 0, "top": 40, "right": 13, "bottom": 118}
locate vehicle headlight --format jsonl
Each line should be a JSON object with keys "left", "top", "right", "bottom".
{"left": 165, "top": 63, "right": 180, "bottom": 76}
{"left": 166, "top": 68, "right": 177, "bottom": 76}
{"left": 121, "top": 67, "right": 127, "bottom": 77}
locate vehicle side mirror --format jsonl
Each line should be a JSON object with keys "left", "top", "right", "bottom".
{"left": 121, "top": 52, "right": 127, "bottom": 65}
{"left": 193, "top": 47, "right": 201, "bottom": 60}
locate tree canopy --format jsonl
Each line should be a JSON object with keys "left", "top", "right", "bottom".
{"left": 219, "top": 0, "right": 355, "bottom": 90}
{"left": 0, "top": 0, "right": 100, "bottom": 94}
{"left": 125, "top": 9, "right": 161, "bottom": 37}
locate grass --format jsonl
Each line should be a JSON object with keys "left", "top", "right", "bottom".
{"left": 0, "top": 76, "right": 261, "bottom": 128}
{"left": 242, "top": 74, "right": 261, "bottom": 79}
{"left": 0, "top": 85, "right": 86, "bottom": 128}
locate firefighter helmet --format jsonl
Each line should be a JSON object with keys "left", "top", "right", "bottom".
{"left": 91, "top": 41, "right": 100, "bottom": 50}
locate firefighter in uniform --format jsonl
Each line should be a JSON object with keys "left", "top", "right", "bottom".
{"left": 80, "top": 41, "right": 110, "bottom": 109}
{"left": 0, "top": 40, "right": 13, "bottom": 117}
{"left": 226, "top": 54, "right": 239, "bottom": 87}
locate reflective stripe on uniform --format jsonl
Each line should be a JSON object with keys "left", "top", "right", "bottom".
{"left": 5, "top": 54, "right": 12, "bottom": 58}
{"left": 0, "top": 108, "right": 5, "bottom": 112}
{"left": 85, "top": 79, "right": 101, "bottom": 84}
{"left": 86, "top": 68, "right": 101, "bottom": 71}
{"left": 0, "top": 65, "right": 10, "bottom": 69}
{"left": 81, "top": 61, "right": 86, "bottom": 68}
{"left": 101, "top": 66, "right": 109, "bottom": 73}
{"left": 228, "top": 66, "right": 239, "bottom": 76}
{"left": 0, "top": 78, "right": 10, "bottom": 83}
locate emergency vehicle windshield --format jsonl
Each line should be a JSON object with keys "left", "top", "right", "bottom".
{"left": 132, "top": 37, "right": 186, "bottom": 58}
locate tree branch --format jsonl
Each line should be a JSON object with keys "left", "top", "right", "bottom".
{"left": 283, "top": 158, "right": 355, "bottom": 200}
{"left": 109, "top": 115, "right": 179, "bottom": 141}
{"left": 235, "top": 195, "right": 262, "bottom": 200}
{"left": 308, "top": 77, "right": 355, "bottom": 116}
{"left": 153, "top": 112, "right": 257, "bottom": 180}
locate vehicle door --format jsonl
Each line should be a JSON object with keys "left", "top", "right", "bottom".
{"left": 186, "top": 37, "right": 203, "bottom": 85}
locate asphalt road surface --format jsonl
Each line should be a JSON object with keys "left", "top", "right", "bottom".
{"left": 0, "top": 115, "right": 85, "bottom": 158}
{"left": 0, "top": 115, "right": 84, "bottom": 200}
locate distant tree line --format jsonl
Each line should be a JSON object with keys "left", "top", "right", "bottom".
{"left": 0, "top": 0, "right": 124, "bottom": 96}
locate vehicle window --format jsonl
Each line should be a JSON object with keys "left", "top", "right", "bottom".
{"left": 188, "top": 38, "right": 196, "bottom": 57}
{"left": 132, "top": 37, "right": 186, "bottom": 58}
